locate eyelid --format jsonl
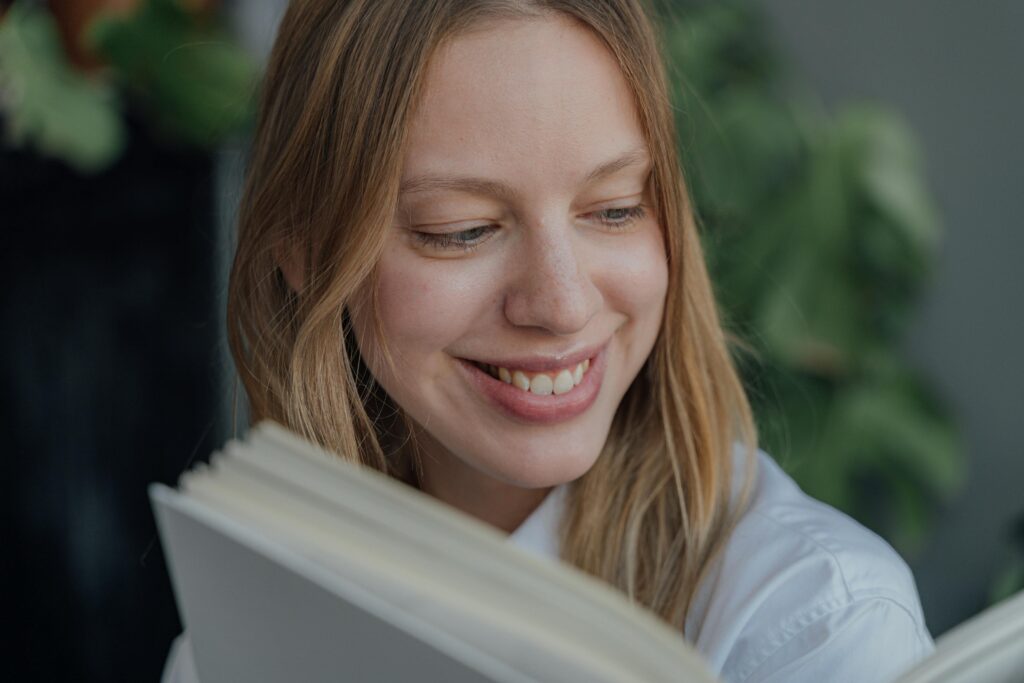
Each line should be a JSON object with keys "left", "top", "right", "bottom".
{"left": 410, "top": 224, "right": 498, "bottom": 253}
{"left": 589, "top": 204, "right": 646, "bottom": 229}
{"left": 582, "top": 192, "right": 646, "bottom": 211}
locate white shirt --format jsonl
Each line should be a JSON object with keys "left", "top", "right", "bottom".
{"left": 162, "top": 449, "right": 935, "bottom": 682}
{"left": 509, "top": 449, "right": 935, "bottom": 682}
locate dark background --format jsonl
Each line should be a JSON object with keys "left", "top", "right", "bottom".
{"left": 2, "top": 112, "right": 224, "bottom": 680}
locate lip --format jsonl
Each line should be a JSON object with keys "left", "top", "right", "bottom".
{"left": 454, "top": 341, "right": 608, "bottom": 425}
{"left": 462, "top": 341, "right": 607, "bottom": 374}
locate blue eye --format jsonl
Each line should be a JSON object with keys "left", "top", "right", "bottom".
{"left": 594, "top": 205, "right": 646, "bottom": 227}
{"left": 413, "top": 225, "right": 496, "bottom": 252}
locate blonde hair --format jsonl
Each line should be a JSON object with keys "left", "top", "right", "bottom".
{"left": 227, "top": 0, "right": 757, "bottom": 629}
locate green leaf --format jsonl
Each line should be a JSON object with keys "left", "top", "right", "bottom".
{"left": 0, "top": 2, "right": 125, "bottom": 172}
{"left": 86, "top": 0, "right": 258, "bottom": 148}
{"left": 838, "top": 105, "right": 940, "bottom": 255}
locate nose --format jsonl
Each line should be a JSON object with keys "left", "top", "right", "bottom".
{"left": 502, "top": 222, "right": 602, "bottom": 335}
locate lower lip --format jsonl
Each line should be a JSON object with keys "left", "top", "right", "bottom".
{"left": 454, "top": 343, "right": 608, "bottom": 425}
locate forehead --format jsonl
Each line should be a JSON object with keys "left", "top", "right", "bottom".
{"left": 403, "top": 14, "right": 647, "bottom": 192}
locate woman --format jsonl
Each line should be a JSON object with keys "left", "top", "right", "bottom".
{"left": 164, "top": 0, "right": 935, "bottom": 680}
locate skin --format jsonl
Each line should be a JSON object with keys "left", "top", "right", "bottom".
{"left": 350, "top": 14, "right": 669, "bottom": 533}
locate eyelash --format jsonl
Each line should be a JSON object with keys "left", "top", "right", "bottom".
{"left": 412, "top": 205, "right": 648, "bottom": 253}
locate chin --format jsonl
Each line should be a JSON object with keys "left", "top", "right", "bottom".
{"left": 474, "top": 438, "right": 603, "bottom": 489}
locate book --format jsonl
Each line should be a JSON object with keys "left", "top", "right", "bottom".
{"left": 151, "top": 422, "right": 1024, "bottom": 683}
{"left": 897, "top": 584, "right": 1024, "bottom": 683}
{"left": 151, "top": 421, "right": 717, "bottom": 682}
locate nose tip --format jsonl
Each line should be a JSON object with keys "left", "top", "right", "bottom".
{"left": 503, "top": 235, "right": 601, "bottom": 335}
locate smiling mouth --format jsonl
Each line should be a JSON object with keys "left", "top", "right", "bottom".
{"left": 455, "top": 343, "right": 607, "bottom": 424}
{"left": 468, "top": 359, "right": 592, "bottom": 396}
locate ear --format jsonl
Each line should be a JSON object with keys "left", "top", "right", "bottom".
{"left": 273, "top": 243, "right": 305, "bottom": 293}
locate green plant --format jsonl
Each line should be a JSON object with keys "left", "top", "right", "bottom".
{"left": 0, "top": 2, "right": 125, "bottom": 171}
{"left": 659, "top": 1, "right": 962, "bottom": 554}
{"left": 0, "top": 0, "right": 256, "bottom": 171}
{"left": 87, "top": 0, "right": 257, "bottom": 149}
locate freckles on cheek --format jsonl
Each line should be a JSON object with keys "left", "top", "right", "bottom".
{"left": 375, "top": 254, "right": 488, "bottom": 364}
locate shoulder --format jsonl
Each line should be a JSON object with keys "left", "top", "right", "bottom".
{"left": 686, "top": 448, "right": 935, "bottom": 683}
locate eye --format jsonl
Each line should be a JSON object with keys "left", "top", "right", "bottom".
{"left": 591, "top": 205, "right": 647, "bottom": 229}
{"left": 412, "top": 224, "right": 497, "bottom": 252}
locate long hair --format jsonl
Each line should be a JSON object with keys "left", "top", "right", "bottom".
{"left": 227, "top": 0, "right": 757, "bottom": 629}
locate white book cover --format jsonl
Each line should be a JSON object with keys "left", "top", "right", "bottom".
{"left": 151, "top": 422, "right": 718, "bottom": 682}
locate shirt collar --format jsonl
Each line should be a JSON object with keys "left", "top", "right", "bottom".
{"left": 501, "top": 446, "right": 758, "bottom": 565}
{"left": 506, "top": 484, "right": 569, "bottom": 561}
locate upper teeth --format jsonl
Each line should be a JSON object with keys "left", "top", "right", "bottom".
{"left": 480, "top": 359, "right": 590, "bottom": 395}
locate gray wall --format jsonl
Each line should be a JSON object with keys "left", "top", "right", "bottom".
{"left": 751, "top": 0, "right": 1024, "bottom": 635}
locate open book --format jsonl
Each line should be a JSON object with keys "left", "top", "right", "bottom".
{"left": 151, "top": 422, "right": 1024, "bottom": 683}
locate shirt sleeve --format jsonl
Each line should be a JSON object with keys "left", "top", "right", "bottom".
{"left": 739, "top": 596, "right": 935, "bottom": 683}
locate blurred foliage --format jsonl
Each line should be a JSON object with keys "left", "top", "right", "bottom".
{"left": 989, "top": 512, "right": 1024, "bottom": 604}
{"left": 0, "top": 2, "right": 125, "bottom": 172}
{"left": 87, "top": 0, "right": 257, "bottom": 148}
{"left": 658, "top": 1, "right": 963, "bottom": 554}
{"left": 0, "top": 0, "right": 256, "bottom": 171}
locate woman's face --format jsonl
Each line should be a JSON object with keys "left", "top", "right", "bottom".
{"left": 351, "top": 14, "right": 668, "bottom": 504}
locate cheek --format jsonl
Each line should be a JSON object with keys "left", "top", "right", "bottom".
{"left": 598, "top": 226, "right": 669, "bottom": 322}
{"left": 370, "top": 244, "right": 494, "bottom": 368}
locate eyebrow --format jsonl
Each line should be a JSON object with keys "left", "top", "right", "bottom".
{"left": 397, "top": 146, "right": 651, "bottom": 200}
